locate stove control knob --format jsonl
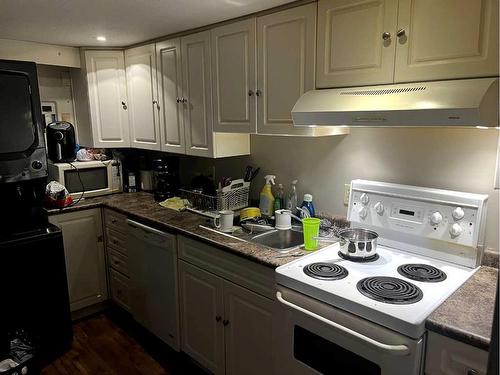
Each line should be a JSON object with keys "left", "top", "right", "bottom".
{"left": 358, "top": 206, "right": 368, "bottom": 219}
{"left": 430, "top": 211, "right": 443, "bottom": 226}
{"left": 360, "top": 193, "right": 370, "bottom": 205}
{"left": 450, "top": 223, "right": 463, "bottom": 237}
{"left": 374, "top": 202, "right": 384, "bottom": 215}
{"left": 452, "top": 206, "right": 465, "bottom": 221}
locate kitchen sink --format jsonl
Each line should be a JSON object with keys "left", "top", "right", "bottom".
{"left": 250, "top": 229, "right": 304, "bottom": 252}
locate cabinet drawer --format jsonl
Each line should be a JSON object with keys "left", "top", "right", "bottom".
{"left": 178, "top": 235, "right": 276, "bottom": 300}
{"left": 109, "top": 268, "right": 130, "bottom": 311}
{"left": 108, "top": 247, "right": 129, "bottom": 276}
{"left": 105, "top": 227, "right": 127, "bottom": 255}
{"left": 425, "top": 331, "right": 488, "bottom": 375}
{"left": 104, "top": 209, "right": 128, "bottom": 234}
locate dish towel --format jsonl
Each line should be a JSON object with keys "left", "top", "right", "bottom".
{"left": 159, "top": 197, "right": 190, "bottom": 211}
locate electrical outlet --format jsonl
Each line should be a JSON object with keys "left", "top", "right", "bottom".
{"left": 344, "top": 184, "right": 351, "bottom": 205}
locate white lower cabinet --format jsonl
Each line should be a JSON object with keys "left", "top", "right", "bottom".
{"left": 49, "top": 208, "right": 108, "bottom": 312}
{"left": 178, "top": 236, "right": 276, "bottom": 374}
{"left": 425, "top": 332, "right": 489, "bottom": 375}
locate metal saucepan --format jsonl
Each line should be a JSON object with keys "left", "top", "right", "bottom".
{"left": 338, "top": 228, "right": 378, "bottom": 259}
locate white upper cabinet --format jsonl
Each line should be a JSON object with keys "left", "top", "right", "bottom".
{"left": 257, "top": 3, "right": 317, "bottom": 135}
{"left": 156, "top": 38, "right": 186, "bottom": 154}
{"left": 317, "top": 0, "right": 398, "bottom": 87}
{"left": 125, "top": 44, "right": 161, "bottom": 150}
{"left": 181, "top": 31, "right": 215, "bottom": 157}
{"left": 394, "top": 0, "right": 499, "bottom": 82}
{"left": 72, "top": 50, "right": 130, "bottom": 148}
{"left": 211, "top": 19, "right": 257, "bottom": 133}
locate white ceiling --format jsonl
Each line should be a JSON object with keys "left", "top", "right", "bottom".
{"left": 0, "top": 0, "right": 295, "bottom": 47}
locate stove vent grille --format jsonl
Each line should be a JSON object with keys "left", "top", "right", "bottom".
{"left": 340, "top": 86, "right": 426, "bottom": 96}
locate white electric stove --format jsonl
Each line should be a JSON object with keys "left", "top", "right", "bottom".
{"left": 274, "top": 180, "right": 488, "bottom": 375}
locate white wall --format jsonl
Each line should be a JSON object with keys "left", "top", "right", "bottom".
{"left": 246, "top": 128, "right": 499, "bottom": 252}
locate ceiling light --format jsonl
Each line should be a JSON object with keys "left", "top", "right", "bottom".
{"left": 96, "top": 36, "right": 106, "bottom": 42}
{"left": 476, "top": 126, "right": 489, "bottom": 130}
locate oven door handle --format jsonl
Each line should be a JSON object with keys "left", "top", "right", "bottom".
{"left": 276, "top": 291, "right": 410, "bottom": 356}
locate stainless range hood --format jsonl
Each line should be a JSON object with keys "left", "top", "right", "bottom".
{"left": 292, "top": 78, "right": 499, "bottom": 128}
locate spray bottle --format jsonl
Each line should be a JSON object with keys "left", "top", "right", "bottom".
{"left": 285, "top": 179, "right": 299, "bottom": 214}
{"left": 259, "top": 175, "right": 276, "bottom": 217}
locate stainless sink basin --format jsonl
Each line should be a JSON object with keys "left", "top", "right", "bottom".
{"left": 249, "top": 229, "right": 304, "bottom": 252}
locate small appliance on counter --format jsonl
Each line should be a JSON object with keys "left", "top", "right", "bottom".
{"left": 46, "top": 121, "right": 76, "bottom": 162}
{"left": 152, "top": 157, "right": 179, "bottom": 201}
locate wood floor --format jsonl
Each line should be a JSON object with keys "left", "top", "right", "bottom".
{"left": 42, "top": 313, "right": 206, "bottom": 375}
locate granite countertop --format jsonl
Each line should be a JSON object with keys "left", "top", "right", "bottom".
{"left": 426, "top": 266, "right": 498, "bottom": 351}
{"left": 47, "top": 192, "right": 341, "bottom": 268}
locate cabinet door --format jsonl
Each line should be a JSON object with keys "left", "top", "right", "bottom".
{"left": 125, "top": 44, "right": 161, "bottom": 150}
{"left": 316, "top": 0, "right": 398, "bottom": 87}
{"left": 223, "top": 281, "right": 274, "bottom": 375}
{"left": 211, "top": 18, "right": 257, "bottom": 133}
{"left": 394, "top": 0, "right": 499, "bottom": 82}
{"left": 156, "top": 38, "right": 186, "bottom": 154}
{"left": 181, "top": 31, "right": 215, "bottom": 157}
{"left": 49, "top": 209, "right": 107, "bottom": 312}
{"left": 179, "top": 261, "right": 225, "bottom": 375}
{"left": 85, "top": 51, "right": 130, "bottom": 147}
{"left": 257, "top": 4, "right": 317, "bottom": 135}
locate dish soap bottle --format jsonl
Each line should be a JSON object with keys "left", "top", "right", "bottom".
{"left": 259, "top": 175, "right": 276, "bottom": 217}
{"left": 300, "top": 194, "right": 316, "bottom": 218}
{"left": 274, "top": 183, "right": 284, "bottom": 212}
{"left": 285, "top": 180, "right": 298, "bottom": 214}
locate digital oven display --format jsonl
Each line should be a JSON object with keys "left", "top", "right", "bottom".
{"left": 399, "top": 209, "right": 415, "bottom": 216}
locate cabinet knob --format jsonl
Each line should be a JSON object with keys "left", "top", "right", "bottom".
{"left": 248, "top": 90, "right": 254, "bottom": 96}
{"left": 121, "top": 101, "right": 127, "bottom": 110}
{"left": 181, "top": 98, "right": 188, "bottom": 103}
{"left": 255, "top": 90, "right": 262, "bottom": 97}
{"left": 153, "top": 100, "right": 160, "bottom": 110}
{"left": 176, "top": 97, "right": 180, "bottom": 103}
{"left": 215, "top": 315, "right": 222, "bottom": 322}
{"left": 111, "top": 219, "right": 117, "bottom": 224}
{"left": 222, "top": 319, "right": 229, "bottom": 326}
{"left": 396, "top": 28, "right": 406, "bottom": 38}
{"left": 467, "top": 370, "right": 479, "bottom": 375}
{"left": 382, "top": 32, "right": 391, "bottom": 41}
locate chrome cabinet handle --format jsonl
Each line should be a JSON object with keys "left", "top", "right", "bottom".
{"left": 121, "top": 101, "right": 127, "bottom": 110}
{"left": 396, "top": 28, "right": 406, "bottom": 38}
{"left": 382, "top": 32, "right": 391, "bottom": 41}
{"left": 276, "top": 291, "right": 410, "bottom": 356}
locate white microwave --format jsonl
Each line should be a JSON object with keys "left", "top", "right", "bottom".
{"left": 48, "top": 160, "right": 122, "bottom": 199}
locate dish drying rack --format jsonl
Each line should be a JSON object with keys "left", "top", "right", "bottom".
{"left": 179, "top": 179, "right": 250, "bottom": 218}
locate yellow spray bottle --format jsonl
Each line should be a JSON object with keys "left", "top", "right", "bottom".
{"left": 259, "top": 175, "right": 276, "bottom": 217}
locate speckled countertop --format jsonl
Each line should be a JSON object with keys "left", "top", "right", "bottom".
{"left": 426, "top": 266, "right": 498, "bottom": 350}
{"left": 46, "top": 192, "right": 344, "bottom": 268}
{"left": 48, "top": 192, "right": 498, "bottom": 349}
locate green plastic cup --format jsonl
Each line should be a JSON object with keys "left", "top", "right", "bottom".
{"left": 302, "top": 217, "right": 321, "bottom": 251}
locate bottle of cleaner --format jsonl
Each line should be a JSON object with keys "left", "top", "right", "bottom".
{"left": 300, "top": 194, "right": 316, "bottom": 217}
{"left": 259, "top": 175, "right": 276, "bottom": 217}
{"left": 273, "top": 183, "right": 284, "bottom": 212}
{"left": 285, "top": 180, "right": 298, "bottom": 213}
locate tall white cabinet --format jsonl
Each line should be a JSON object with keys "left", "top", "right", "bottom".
{"left": 71, "top": 50, "right": 130, "bottom": 147}
{"left": 317, "top": 0, "right": 499, "bottom": 87}
{"left": 211, "top": 19, "right": 257, "bottom": 133}
{"left": 125, "top": 44, "right": 161, "bottom": 150}
{"left": 49, "top": 209, "right": 107, "bottom": 312}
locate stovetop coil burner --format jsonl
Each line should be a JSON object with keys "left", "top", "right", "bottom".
{"left": 357, "top": 276, "right": 423, "bottom": 304}
{"left": 397, "top": 264, "right": 447, "bottom": 282}
{"left": 303, "top": 262, "right": 348, "bottom": 280}
{"left": 338, "top": 251, "right": 379, "bottom": 263}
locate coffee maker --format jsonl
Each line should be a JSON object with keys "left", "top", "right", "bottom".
{"left": 152, "top": 158, "right": 179, "bottom": 202}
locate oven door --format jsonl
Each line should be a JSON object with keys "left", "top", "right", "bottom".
{"left": 274, "top": 287, "right": 424, "bottom": 375}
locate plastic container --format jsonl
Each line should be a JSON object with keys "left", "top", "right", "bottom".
{"left": 285, "top": 180, "right": 298, "bottom": 214}
{"left": 300, "top": 194, "right": 315, "bottom": 217}
{"left": 302, "top": 217, "right": 321, "bottom": 251}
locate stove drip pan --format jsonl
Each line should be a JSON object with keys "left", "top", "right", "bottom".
{"left": 357, "top": 276, "right": 423, "bottom": 304}
{"left": 397, "top": 264, "right": 447, "bottom": 282}
{"left": 303, "top": 262, "right": 348, "bottom": 281}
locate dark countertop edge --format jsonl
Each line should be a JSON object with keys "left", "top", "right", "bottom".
{"left": 425, "top": 266, "right": 498, "bottom": 351}
{"left": 47, "top": 198, "right": 282, "bottom": 269}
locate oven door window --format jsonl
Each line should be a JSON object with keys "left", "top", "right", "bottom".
{"left": 64, "top": 167, "right": 108, "bottom": 193}
{"left": 294, "top": 325, "right": 381, "bottom": 375}
{"left": 0, "top": 72, "right": 36, "bottom": 154}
